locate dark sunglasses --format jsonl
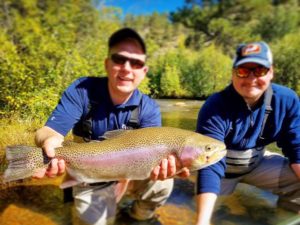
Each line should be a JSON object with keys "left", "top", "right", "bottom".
{"left": 110, "top": 53, "right": 145, "bottom": 69}
{"left": 234, "top": 66, "right": 269, "bottom": 78}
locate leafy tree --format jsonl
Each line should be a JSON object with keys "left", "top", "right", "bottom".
{"left": 171, "top": 0, "right": 274, "bottom": 49}
{"left": 170, "top": 0, "right": 300, "bottom": 95}
{"left": 254, "top": 1, "right": 299, "bottom": 41}
{"left": 148, "top": 49, "right": 191, "bottom": 98}
{"left": 0, "top": 0, "right": 119, "bottom": 119}
{"left": 1, "top": 0, "right": 300, "bottom": 121}
{"left": 160, "top": 63, "right": 183, "bottom": 97}
{"left": 123, "top": 12, "right": 188, "bottom": 56}
{"left": 183, "top": 44, "right": 231, "bottom": 97}
{"left": 138, "top": 77, "right": 151, "bottom": 95}
{"left": 272, "top": 31, "right": 300, "bottom": 94}
{"left": 208, "top": 18, "right": 259, "bottom": 54}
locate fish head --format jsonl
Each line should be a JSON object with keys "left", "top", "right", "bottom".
{"left": 179, "top": 133, "right": 226, "bottom": 171}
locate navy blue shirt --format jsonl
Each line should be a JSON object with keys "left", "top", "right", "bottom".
{"left": 46, "top": 77, "right": 161, "bottom": 139}
{"left": 196, "top": 83, "right": 300, "bottom": 194}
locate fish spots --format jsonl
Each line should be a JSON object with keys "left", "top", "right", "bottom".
{"left": 4, "top": 127, "right": 226, "bottom": 183}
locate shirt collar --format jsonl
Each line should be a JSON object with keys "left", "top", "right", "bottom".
{"left": 114, "top": 89, "right": 142, "bottom": 109}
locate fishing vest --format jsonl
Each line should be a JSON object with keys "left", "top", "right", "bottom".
{"left": 64, "top": 96, "right": 141, "bottom": 203}
{"left": 81, "top": 98, "right": 141, "bottom": 142}
{"left": 225, "top": 85, "right": 273, "bottom": 178}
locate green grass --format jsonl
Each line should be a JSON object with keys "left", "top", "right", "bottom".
{"left": 0, "top": 118, "right": 42, "bottom": 150}
{"left": 0, "top": 118, "right": 43, "bottom": 173}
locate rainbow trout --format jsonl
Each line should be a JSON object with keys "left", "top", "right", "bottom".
{"left": 4, "top": 127, "right": 226, "bottom": 188}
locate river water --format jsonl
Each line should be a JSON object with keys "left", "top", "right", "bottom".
{"left": 0, "top": 99, "right": 299, "bottom": 225}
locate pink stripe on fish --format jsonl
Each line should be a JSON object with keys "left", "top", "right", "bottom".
{"left": 77, "top": 145, "right": 170, "bottom": 168}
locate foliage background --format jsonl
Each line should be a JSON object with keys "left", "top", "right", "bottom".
{"left": 1, "top": 0, "right": 300, "bottom": 121}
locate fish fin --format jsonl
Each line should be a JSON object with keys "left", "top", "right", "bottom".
{"left": 4, "top": 145, "right": 45, "bottom": 182}
{"left": 60, "top": 173, "right": 82, "bottom": 189}
{"left": 60, "top": 180, "right": 82, "bottom": 189}
{"left": 62, "top": 140, "right": 80, "bottom": 147}
{"left": 101, "top": 129, "right": 131, "bottom": 140}
{"left": 115, "top": 179, "right": 130, "bottom": 203}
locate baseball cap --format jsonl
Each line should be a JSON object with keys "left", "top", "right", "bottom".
{"left": 233, "top": 41, "right": 273, "bottom": 68}
{"left": 108, "top": 27, "right": 146, "bottom": 54}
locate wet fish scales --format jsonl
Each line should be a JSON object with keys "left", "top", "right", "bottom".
{"left": 3, "top": 127, "right": 226, "bottom": 187}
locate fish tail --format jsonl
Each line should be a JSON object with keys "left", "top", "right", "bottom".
{"left": 4, "top": 145, "right": 45, "bottom": 182}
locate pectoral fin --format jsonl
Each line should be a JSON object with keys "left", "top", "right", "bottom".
{"left": 60, "top": 173, "right": 82, "bottom": 189}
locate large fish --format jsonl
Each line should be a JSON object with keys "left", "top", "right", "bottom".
{"left": 3, "top": 127, "right": 226, "bottom": 187}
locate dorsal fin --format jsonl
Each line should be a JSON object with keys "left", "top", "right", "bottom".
{"left": 62, "top": 141, "right": 80, "bottom": 147}
{"left": 101, "top": 129, "right": 131, "bottom": 140}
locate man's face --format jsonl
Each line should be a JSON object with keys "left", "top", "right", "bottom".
{"left": 232, "top": 62, "right": 273, "bottom": 106}
{"left": 105, "top": 40, "right": 148, "bottom": 100}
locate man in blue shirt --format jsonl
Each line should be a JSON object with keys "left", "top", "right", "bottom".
{"left": 195, "top": 42, "right": 300, "bottom": 225}
{"left": 34, "top": 28, "right": 176, "bottom": 225}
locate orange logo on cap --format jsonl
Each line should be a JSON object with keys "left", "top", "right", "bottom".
{"left": 242, "top": 44, "right": 261, "bottom": 56}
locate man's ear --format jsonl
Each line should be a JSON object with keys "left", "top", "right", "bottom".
{"left": 270, "top": 66, "right": 274, "bottom": 80}
{"left": 143, "top": 65, "right": 149, "bottom": 74}
{"left": 104, "top": 58, "right": 109, "bottom": 72}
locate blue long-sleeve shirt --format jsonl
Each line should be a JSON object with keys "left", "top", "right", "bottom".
{"left": 46, "top": 77, "right": 161, "bottom": 138}
{"left": 196, "top": 83, "right": 300, "bottom": 194}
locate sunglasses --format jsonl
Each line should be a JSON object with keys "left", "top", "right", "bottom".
{"left": 233, "top": 66, "right": 269, "bottom": 78}
{"left": 110, "top": 53, "right": 145, "bottom": 69}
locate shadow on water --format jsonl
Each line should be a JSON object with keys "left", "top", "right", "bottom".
{"left": 0, "top": 99, "right": 299, "bottom": 225}
{"left": 211, "top": 183, "right": 299, "bottom": 225}
{"left": 0, "top": 183, "right": 72, "bottom": 225}
{"left": 164, "top": 177, "right": 298, "bottom": 225}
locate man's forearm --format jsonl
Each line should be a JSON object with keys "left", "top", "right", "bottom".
{"left": 196, "top": 192, "right": 217, "bottom": 225}
{"left": 35, "top": 126, "right": 64, "bottom": 147}
{"left": 33, "top": 126, "right": 65, "bottom": 177}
